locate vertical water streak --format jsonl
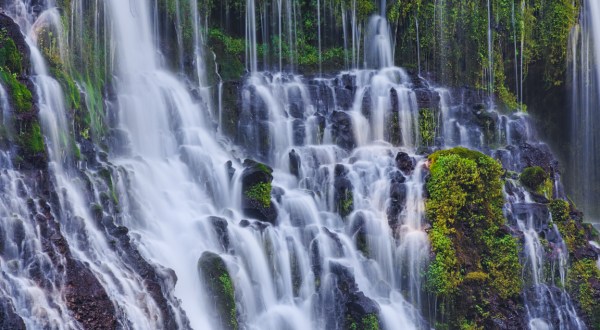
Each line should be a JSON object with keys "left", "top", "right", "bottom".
{"left": 487, "top": 0, "right": 494, "bottom": 103}
{"left": 569, "top": 0, "right": 600, "bottom": 221}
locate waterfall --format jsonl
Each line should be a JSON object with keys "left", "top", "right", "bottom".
{"left": 0, "top": 0, "right": 597, "bottom": 329}
{"left": 568, "top": 0, "right": 600, "bottom": 222}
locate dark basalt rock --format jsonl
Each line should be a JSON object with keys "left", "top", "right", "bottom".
{"left": 240, "top": 160, "right": 277, "bottom": 223}
{"left": 289, "top": 149, "right": 301, "bottom": 178}
{"left": 197, "top": 252, "right": 238, "bottom": 330}
{"left": 414, "top": 88, "right": 441, "bottom": 109}
{"left": 326, "top": 262, "right": 381, "bottom": 330}
{"left": 387, "top": 173, "right": 407, "bottom": 227}
{"left": 333, "top": 164, "right": 353, "bottom": 217}
{"left": 225, "top": 161, "right": 235, "bottom": 181}
{"left": 395, "top": 151, "right": 415, "bottom": 174}
{"left": 330, "top": 110, "right": 355, "bottom": 150}
{"left": 0, "top": 296, "right": 25, "bottom": 330}
{"left": 209, "top": 216, "right": 230, "bottom": 251}
{"left": 32, "top": 198, "right": 118, "bottom": 329}
{"left": 518, "top": 143, "right": 559, "bottom": 176}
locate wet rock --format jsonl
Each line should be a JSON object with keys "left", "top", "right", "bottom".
{"left": 395, "top": 152, "right": 415, "bottom": 174}
{"left": 292, "top": 118, "right": 305, "bottom": 145}
{"left": 518, "top": 143, "right": 558, "bottom": 176}
{"left": 333, "top": 164, "right": 353, "bottom": 217}
{"left": 99, "top": 215, "right": 186, "bottom": 329}
{"left": 335, "top": 86, "right": 354, "bottom": 109}
{"left": 0, "top": 296, "right": 25, "bottom": 330}
{"left": 414, "top": 88, "right": 440, "bottom": 109}
{"left": 289, "top": 103, "right": 303, "bottom": 119}
{"left": 387, "top": 174, "right": 407, "bottom": 226}
{"left": 330, "top": 110, "right": 356, "bottom": 150}
{"left": 0, "top": 13, "right": 30, "bottom": 74}
{"left": 197, "top": 252, "right": 238, "bottom": 330}
{"left": 240, "top": 160, "right": 277, "bottom": 223}
{"left": 508, "top": 118, "right": 529, "bottom": 144}
{"left": 225, "top": 161, "right": 235, "bottom": 181}
{"left": 289, "top": 149, "right": 301, "bottom": 178}
{"left": 64, "top": 259, "right": 118, "bottom": 330}
{"left": 209, "top": 216, "right": 229, "bottom": 251}
{"left": 327, "top": 262, "right": 381, "bottom": 330}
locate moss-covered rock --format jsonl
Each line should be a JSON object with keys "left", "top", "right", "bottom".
{"left": 520, "top": 166, "right": 552, "bottom": 197}
{"left": 0, "top": 14, "right": 47, "bottom": 169}
{"left": 197, "top": 251, "right": 238, "bottom": 330}
{"left": 241, "top": 159, "right": 277, "bottom": 223}
{"left": 567, "top": 259, "right": 600, "bottom": 330}
{"left": 425, "top": 147, "right": 523, "bottom": 328}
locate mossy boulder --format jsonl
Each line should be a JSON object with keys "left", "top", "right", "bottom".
{"left": 520, "top": 166, "right": 552, "bottom": 197}
{"left": 425, "top": 147, "right": 524, "bottom": 328}
{"left": 241, "top": 159, "right": 277, "bottom": 223}
{"left": 197, "top": 252, "right": 238, "bottom": 330}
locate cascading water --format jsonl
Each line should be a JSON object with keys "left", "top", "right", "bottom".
{"left": 505, "top": 183, "right": 584, "bottom": 330}
{"left": 568, "top": 0, "right": 600, "bottom": 222}
{"left": 0, "top": 0, "right": 598, "bottom": 329}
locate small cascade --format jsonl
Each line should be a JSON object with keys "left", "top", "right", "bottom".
{"left": 505, "top": 173, "right": 585, "bottom": 329}
{"left": 365, "top": 16, "right": 394, "bottom": 70}
{"left": 0, "top": 151, "right": 76, "bottom": 329}
{"left": 0, "top": 83, "right": 9, "bottom": 123}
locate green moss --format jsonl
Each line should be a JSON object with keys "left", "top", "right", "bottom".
{"left": 98, "top": 168, "right": 119, "bottom": 206}
{"left": 568, "top": 259, "right": 600, "bottom": 329}
{"left": 50, "top": 67, "right": 81, "bottom": 110}
{"left": 19, "top": 123, "right": 45, "bottom": 154}
{"left": 0, "top": 29, "right": 22, "bottom": 74}
{"left": 419, "top": 108, "right": 436, "bottom": 146}
{"left": 209, "top": 29, "right": 246, "bottom": 80}
{"left": 0, "top": 68, "right": 33, "bottom": 113}
{"left": 549, "top": 200, "right": 570, "bottom": 223}
{"left": 425, "top": 147, "right": 521, "bottom": 326}
{"left": 348, "top": 313, "right": 379, "bottom": 330}
{"left": 360, "top": 314, "right": 379, "bottom": 330}
{"left": 520, "top": 166, "right": 548, "bottom": 192}
{"left": 245, "top": 182, "right": 272, "bottom": 208}
{"left": 340, "top": 191, "right": 354, "bottom": 217}
{"left": 198, "top": 252, "right": 238, "bottom": 330}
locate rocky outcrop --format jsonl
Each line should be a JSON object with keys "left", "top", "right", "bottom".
{"left": 197, "top": 252, "right": 238, "bottom": 330}
{"left": 0, "top": 13, "right": 47, "bottom": 169}
{"left": 0, "top": 297, "right": 25, "bottom": 330}
{"left": 333, "top": 164, "right": 353, "bottom": 218}
{"left": 240, "top": 159, "right": 277, "bottom": 223}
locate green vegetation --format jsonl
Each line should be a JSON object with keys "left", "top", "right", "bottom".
{"left": 245, "top": 182, "right": 272, "bottom": 208}
{"left": 520, "top": 166, "right": 552, "bottom": 197}
{"left": 348, "top": 313, "right": 379, "bottom": 330}
{"left": 0, "top": 68, "right": 33, "bottom": 113}
{"left": 0, "top": 29, "right": 22, "bottom": 73}
{"left": 0, "top": 28, "right": 32, "bottom": 114}
{"left": 20, "top": 123, "right": 45, "bottom": 154}
{"left": 198, "top": 252, "right": 238, "bottom": 330}
{"left": 339, "top": 191, "right": 354, "bottom": 217}
{"left": 419, "top": 108, "right": 436, "bottom": 146}
{"left": 426, "top": 147, "right": 521, "bottom": 327}
{"left": 568, "top": 259, "right": 600, "bottom": 329}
